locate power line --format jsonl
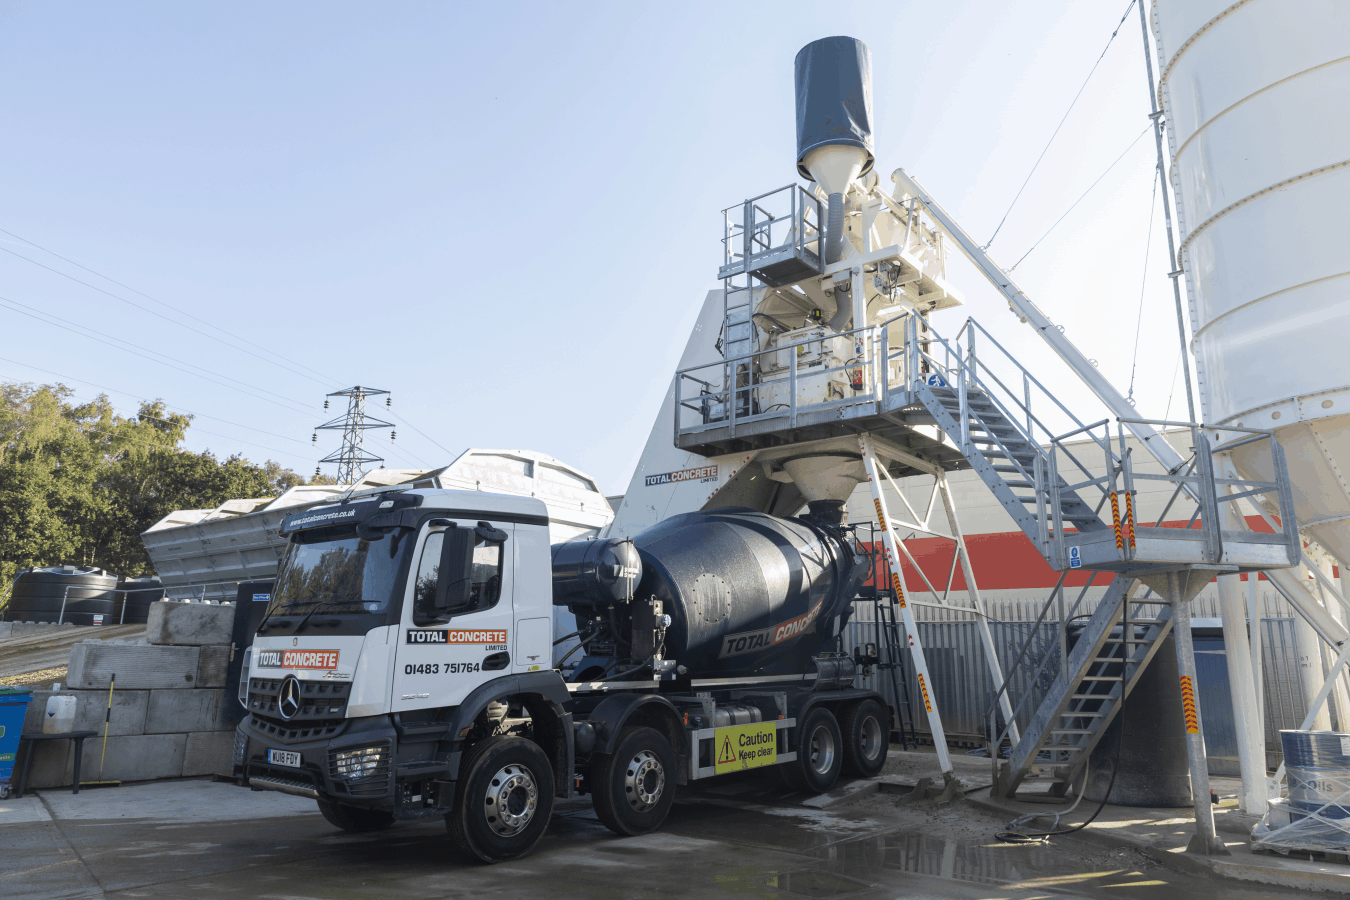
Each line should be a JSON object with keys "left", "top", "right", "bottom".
{"left": 0, "top": 228, "right": 454, "bottom": 466}
{"left": 0, "top": 294, "right": 314, "bottom": 414}
{"left": 384, "top": 408, "right": 455, "bottom": 457}
{"left": 1126, "top": 166, "right": 1160, "bottom": 406}
{"left": 1007, "top": 125, "right": 1151, "bottom": 272}
{"left": 0, "top": 228, "right": 343, "bottom": 386}
{"left": 982, "top": 0, "right": 1139, "bottom": 251}
{"left": 0, "top": 356, "right": 314, "bottom": 448}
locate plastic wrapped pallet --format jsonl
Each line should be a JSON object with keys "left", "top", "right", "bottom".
{"left": 1252, "top": 730, "right": 1350, "bottom": 853}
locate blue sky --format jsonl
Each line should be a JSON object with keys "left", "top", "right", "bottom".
{"left": 0, "top": 1, "right": 1185, "bottom": 494}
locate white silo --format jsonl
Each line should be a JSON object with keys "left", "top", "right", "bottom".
{"left": 1153, "top": 0, "right": 1350, "bottom": 563}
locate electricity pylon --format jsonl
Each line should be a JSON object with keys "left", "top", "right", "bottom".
{"left": 314, "top": 386, "right": 394, "bottom": 484}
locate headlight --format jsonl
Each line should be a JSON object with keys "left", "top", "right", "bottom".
{"left": 332, "top": 746, "right": 386, "bottom": 780}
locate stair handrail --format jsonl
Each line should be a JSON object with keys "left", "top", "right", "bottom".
{"left": 982, "top": 569, "right": 1115, "bottom": 757}
{"left": 915, "top": 318, "right": 1120, "bottom": 506}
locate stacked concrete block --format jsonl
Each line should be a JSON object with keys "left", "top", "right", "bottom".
{"left": 20, "top": 599, "right": 243, "bottom": 790}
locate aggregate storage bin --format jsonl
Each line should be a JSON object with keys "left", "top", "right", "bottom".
{"left": 0, "top": 688, "right": 33, "bottom": 797}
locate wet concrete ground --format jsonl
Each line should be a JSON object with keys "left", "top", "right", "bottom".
{"left": 0, "top": 775, "right": 1319, "bottom": 900}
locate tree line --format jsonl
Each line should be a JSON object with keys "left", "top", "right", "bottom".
{"left": 0, "top": 381, "right": 329, "bottom": 605}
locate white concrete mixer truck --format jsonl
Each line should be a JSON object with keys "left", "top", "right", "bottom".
{"left": 232, "top": 483, "right": 891, "bottom": 863}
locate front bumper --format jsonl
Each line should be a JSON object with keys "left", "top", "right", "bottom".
{"left": 236, "top": 715, "right": 458, "bottom": 816}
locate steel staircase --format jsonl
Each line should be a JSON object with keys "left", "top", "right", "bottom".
{"left": 894, "top": 319, "right": 1298, "bottom": 799}
{"left": 915, "top": 382, "right": 1110, "bottom": 566}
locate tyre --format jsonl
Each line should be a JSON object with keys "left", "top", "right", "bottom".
{"left": 781, "top": 707, "right": 843, "bottom": 793}
{"left": 591, "top": 726, "right": 677, "bottom": 836}
{"left": 446, "top": 736, "right": 555, "bottom": 863}
{"left": 316, "top": 799, "right": 395, "bottom": 833}
{"left": 840, "top": 699, "right": 889, "bottom": 777}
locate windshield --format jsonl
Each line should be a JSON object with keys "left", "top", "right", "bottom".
{"left": 268, "top": 523, "right": 412, "bottom": 617}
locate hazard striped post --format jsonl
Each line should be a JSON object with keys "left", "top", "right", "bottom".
{"left": 1169, "top": 591, "right": 1228, "bottom": 855}
{"left": 1123, "top": 491, "right": 1137, "bottom": 554}
{"left": 859, "top": 433, "right": 954, "bottom": 779}
{"left": 1110, "top": 491, "right": 1124, "bottom": 552}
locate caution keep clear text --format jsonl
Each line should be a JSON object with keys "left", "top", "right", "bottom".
{"left": 714, "top": 720, "right": 778, "bottom": 774}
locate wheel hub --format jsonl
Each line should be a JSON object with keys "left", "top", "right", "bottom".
{"left": 624, "top": 749, "right": 665, "bottom": 812}
{"left": 484, "top": 763, "right": 538, "bottom": 836}
{"left": 809, "top": 724, "right": 837, "bottom": 775}
{"left": 860, "top": 714, "right": 883, "bottom": 761}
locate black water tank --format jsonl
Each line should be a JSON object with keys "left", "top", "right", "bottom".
{"left": 1066, "top": 623, "right": 1192, "bottom": 808}
{"left": 629, "top": 508, "right": 867, "bottom": 677}
{"left": 114, "top": 576, "right": 164, "bottom": 624}
{"left": 5, "top": 566, "right": 118, "bottom": 625}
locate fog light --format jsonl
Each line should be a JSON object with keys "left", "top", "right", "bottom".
{"left": 333, "top": 746, "right": 386, "bottom": 780}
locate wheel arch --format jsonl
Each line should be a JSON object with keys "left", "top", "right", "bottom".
{"left": 586, "top": 694, "right": 684, "bottom": 763}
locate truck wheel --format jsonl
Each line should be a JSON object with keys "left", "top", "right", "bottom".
{"left": 841, "top": 699, "right": 889, "bottom": 777}
{"left": 316, "top": 799, "right": 395, "bottom": 833}
{"left": 781, "top": 707, "right": 842, "bottom": 793}
{"left": 446, "top": 736, "right": 555, "bottom": 863}
{"left": 591, "top": 726, "right": 676, "bottom": 836}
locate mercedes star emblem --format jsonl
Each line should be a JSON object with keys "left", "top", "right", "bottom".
{"left": 293, "top": 637, "right": 298, "bottom": 646}
{"left": 278, "top": 676, "right": 302, "bottom": 721}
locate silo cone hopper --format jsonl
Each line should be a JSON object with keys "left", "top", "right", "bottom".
{"left": 781, "top": 454, "right": 866, "bottom": 523}
{"left": 795, "top": 36, "right": 875, "bottom": 264}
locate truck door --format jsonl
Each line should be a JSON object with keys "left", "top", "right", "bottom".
{"left": 393, "top": 520, "right": 515, "bottom": 712}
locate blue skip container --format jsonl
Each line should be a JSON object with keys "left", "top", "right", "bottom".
{"left": 1281, "top": 729, "right": 1350, "bottom": 821}
{"left": 0, "top": 687, "right": 34, "bottom": 785}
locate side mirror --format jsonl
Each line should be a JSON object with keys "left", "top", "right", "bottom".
{"left": 433, "top": 526, "right": 475, "bottom": 616}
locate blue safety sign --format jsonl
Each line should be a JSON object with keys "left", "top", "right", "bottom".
{"left": 925, "top": 374, "right": 947, "bottom": 388}
{"left": 1068, "top": 546, "right": 1081, "bottom": 569}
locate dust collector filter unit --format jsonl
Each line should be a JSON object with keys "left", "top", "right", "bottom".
{"left": 794, "top": 36, "right": 875, "bottom": 180}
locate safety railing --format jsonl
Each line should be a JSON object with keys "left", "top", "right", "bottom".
{"left": 674, "top": 316, "right": 888, "bottom": 439}
{"left": 718, "top": 184, "right": 823, "bottom": 281}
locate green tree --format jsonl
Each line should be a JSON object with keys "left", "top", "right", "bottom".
{"left": 0, "top": 382, "right": 314, "bottom": 608}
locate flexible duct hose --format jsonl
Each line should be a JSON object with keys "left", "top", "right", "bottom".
{"left": 827, "top": 283, "right": 851, "bottom": 332}
{"left": 825, "top": 191, "right": 845, "bottom": 263}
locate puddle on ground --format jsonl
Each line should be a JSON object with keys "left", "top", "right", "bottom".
{"left": 798, "top": 830, "right": 1304, "bottom": 899}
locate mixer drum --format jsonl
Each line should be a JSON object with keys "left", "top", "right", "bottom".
{"left": 631, "top": 508, "right": 867, "bottom": 677}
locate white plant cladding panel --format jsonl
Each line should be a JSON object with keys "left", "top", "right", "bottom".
{"left": 1154, "top": 0, "right": 1350, "bottom": 561}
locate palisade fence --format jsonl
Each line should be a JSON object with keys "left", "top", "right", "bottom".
{"left": 844, "top": 589, "right": 1313, "bottom": 754}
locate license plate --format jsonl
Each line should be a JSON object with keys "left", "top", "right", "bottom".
{"left": 267, "top": 749, "right": 301, "bottom": 768}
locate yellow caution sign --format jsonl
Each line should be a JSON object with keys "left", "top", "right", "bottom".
{"left": 713, "top": 721, "right": 778, "bottom": 775}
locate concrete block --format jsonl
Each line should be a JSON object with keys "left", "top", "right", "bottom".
{"left": 19, "top": 689, "right": 148, "bottom": 737}
{"left": 195, "top": 645, "right": 231, "bottom": 688}
{"left": 145, "top": 689, "right": 229, "bottom": 733}
{"left": 0, "top": 622, "right": 11, "bottom": 640}
{"left": 69, "top": 733, "right": 187, "bottom": 784}
{"left": 145, "top": 601, "right": 233, "bottom": 646}
{"left": 16, "top": 738, "right": 71, "bottom": 789}
{"left": 182, "top": 731, "right": 233, "bottom": 776}
{"left": 7, "top": 622, "right": 81, "bottom": 638}
{"left": 67, "top": 642, "right": 199, "bottom": 690}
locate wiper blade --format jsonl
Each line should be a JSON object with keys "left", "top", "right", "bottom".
{"left": 292, "top": 598, "right": 346, "bottom": 634}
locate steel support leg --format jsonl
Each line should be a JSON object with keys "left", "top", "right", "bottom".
{"left": 1171, "top": 597, "right": 1230, "bottom": 856}
{"left": 859, "top": 433, "right": 954, "bottom": 781}
{"left": 936, "top": 472, "right": 1019, "bottom": 746}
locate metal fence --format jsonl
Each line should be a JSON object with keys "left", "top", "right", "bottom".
{"left": 844, "top": 589, "right": 1312, "bottom": 752}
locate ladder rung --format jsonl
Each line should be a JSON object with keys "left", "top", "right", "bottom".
{"left": 1051, "top": 729, "right": 1095, "bottom": 735}
{"left": 1078, "top": 676, "right": 1123, "bottom": 681}
{"left": 1059, "top": 711, "right": 1105, "bottom": 717}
